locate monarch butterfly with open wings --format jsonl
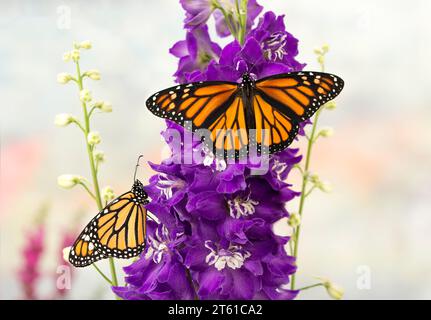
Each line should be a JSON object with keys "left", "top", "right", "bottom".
{"left": 68, "top": 157, "right": 150, "bottom": 267}
{"left": 146, "top": 71, "right": 344, "bottom": 159}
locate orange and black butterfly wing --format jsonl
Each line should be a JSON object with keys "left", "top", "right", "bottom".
{"left": 146, "top": 81, "right": 239, "bottom": 130}
{"left": 146, "top": 81, "right": 252, "bottom": 159}
{"left": 254, "top": 71, "right": 344, "bottom": 154}
{"left": 69, "top": 224, "right": 106, "bottom": 267}
{"left": 91, "top": 191, "right": 148, "bottom": 259}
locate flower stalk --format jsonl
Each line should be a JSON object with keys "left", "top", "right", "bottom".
{"left": 290, "top": 45, "right": 334, "bottom": 291}
{"left": 57, "top": 42, "right": 119, "bottom": 297}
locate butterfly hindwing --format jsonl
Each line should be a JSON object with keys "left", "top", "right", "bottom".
{"left": 69, "top": 181, "right": 149, "bottom": 268}
{"left": 69, "top": 223, "right": 107, "bottom": 267}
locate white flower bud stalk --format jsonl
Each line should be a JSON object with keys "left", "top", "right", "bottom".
{"left": 54, "top": 113, "right": 75, "bottom": 127}
{"left": 319, "top": 127, "right": 334, "bottom": 138}
{"left": 57, "top": 174, "right": 85, "bottom": 189}
{"left": 87, "top": 131, "right": 101, "bottom": 145}
{"left": 102, "top": 186, "right": 115, "bottom": 202}
{"left": 94, "top": 150, "right": 105, "bottom": 163}
{"left": 57, "top": 73, "right": 73, "bottom": 84}
{"left": 71, "top": 49, "right": 80, "bottom": 62}
{"left": 84, "top": 69, "right": 100, "bottom": 80}
{"left": 94, "top": 101, "right": 112, "bottom": 113}
{"left": 62, "top": 52, "right": 71, "bottom": 62}
{"left": 314, "top": 276, "right": 344, "bottom": 300}
{"left": 79, "top": 89, "right": 92, "bottom": 102}
{"left": 288, "top": 212, "right": 301, "bottom": 228}
{"left": 79, "top": 40, "right": 92, "bottom": 49}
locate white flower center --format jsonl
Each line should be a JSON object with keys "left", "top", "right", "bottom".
{"left": 263, "top": 32, "right": 288, "bottom": 61}
{"left": 201, "top": 146, "right": 227, "bottom": 171}
{"left": 271, "top": 159, "right": 288, "bottom": 180}
{"left": 145, "top": 225, "right": 171, "bottom": 264}
{"left": 227, "top": 195, "right": 259, "bottom": 219}
{"left": 205, "top": 241, "right": 251, "bottom": 271}
{"left": 156, "top": 173, "right": 185, "bottom": 199}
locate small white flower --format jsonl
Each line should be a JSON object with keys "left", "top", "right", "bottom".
{"left": 94, "top": 149, "right": 105, "bottom": 163}
{"left": 57, "top": 174, "right": 85, "bottom": 189}
{"left": 102, "top": 186, "right": 115, "bottom": 202}
{"left": 322, "top": 43, "right": 330, "bottom": 53}
{"left": 93, "top": 101, "right": 112, "bottom": 113}
{"left": 71, "top": 49, "right": 80, "bottom": 62}
{"left": 62, "top": 52, "right": 71, "bottom": 62}
{"left": 288, "top": 212, "right": 301, "bottom": 228}
{"left": 54, "top": 113, "right": 75, "bottom": 127}
{"left": 62, "top": 246, "right": 71, "bottom": 263}
{"left": 57, "top": 72, "right": 73, "bottom": 84}
{"left": 84, "top": 69, "right": 100, "bottom": 80}
{"left": 79, "top": 40, "right": 92, "bottom": 49}
{"left": 314, "top": 276, "right": 344, "bottom": 300}
{"left": 87, "top": 131, "right": 101, "bottom": 145}
{"left": 318, "top": 127, "right": 334, "bottom": 138}
{"left": 79, "top": 89, "right": 92, "bottom": 102}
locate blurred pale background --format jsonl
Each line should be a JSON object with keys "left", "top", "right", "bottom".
{"left": 1, "top": 0, "right": 431, "bottom": 299}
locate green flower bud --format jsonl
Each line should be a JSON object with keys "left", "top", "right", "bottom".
{"left": 288, "top": 212, "right": 301, "bottom": 228}
{"left": 314, "top": 276, "right": 344, "bottom": 300}
{"left": 102, "top": 186, "right": 115, "bottom": 202}
{"left": 325, "top": 101, "right": 337, "bottom": 110}
{"left": 318, "top": 127, "right": 334, "bottom": 138}
{"left": 94, "top": 150, "right": 105, "bottom": 163}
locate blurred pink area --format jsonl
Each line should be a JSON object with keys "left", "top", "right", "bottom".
{"left": 0, "top": 138, "right": 45, "bottom": 218}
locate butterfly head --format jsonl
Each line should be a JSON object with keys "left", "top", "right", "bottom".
{"left": 241, "top": 73, "right": 255, "bottom": 86}
{"left": 132, "top": 179, "right": 148, "bottom": 202}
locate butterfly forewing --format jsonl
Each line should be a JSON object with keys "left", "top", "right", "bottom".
{"left": 146, "top": 81, "right": 239, "bottom": 129}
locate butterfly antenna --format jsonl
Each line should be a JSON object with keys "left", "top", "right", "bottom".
{"left": 133, "top": 155, "right": 144, "bottom": 182}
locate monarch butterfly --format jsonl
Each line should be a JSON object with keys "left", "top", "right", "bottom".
{"left": 68, "top": 156, "right": 150, "bottom": 267}
{"left": 146, "top": 71, "right": 344, "bottom": 159}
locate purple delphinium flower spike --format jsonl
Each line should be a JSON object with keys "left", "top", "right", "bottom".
{"left": 115, "top": 3, "right": 309, "bottom": 301}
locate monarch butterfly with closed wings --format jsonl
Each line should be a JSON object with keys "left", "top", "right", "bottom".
{"left": 146, "top": 71, "right": 344, "bottom": 159}
{"left": 68, "top": 156, "right": 150, "bottom": 267}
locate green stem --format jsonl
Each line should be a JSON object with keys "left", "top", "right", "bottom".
{"left": 237, "top": 0, "right": 248, "bottom": 45}
{"left": 185, "top": 268, "right": 199, "bottom": 300}
{"left": 297, "top": 283, "right": 323, "bottom": 291}
{"left": 75, "top": 60, "right": 119, "bottom": 295}
{"left": 92, "top": 263, "right": 113, "bottom": 285}
{"left": 78, "top": 182, "right": 96, "bottom": 200}
{"left": 290, "top": 106, "right": 323, "bottom": 290}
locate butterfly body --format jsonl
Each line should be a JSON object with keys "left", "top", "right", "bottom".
{"left": 146, "top": 71, "right": 344, "bottom": 160}
{"left": 69, "top": 180, "right": 149, "bottom": 267}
